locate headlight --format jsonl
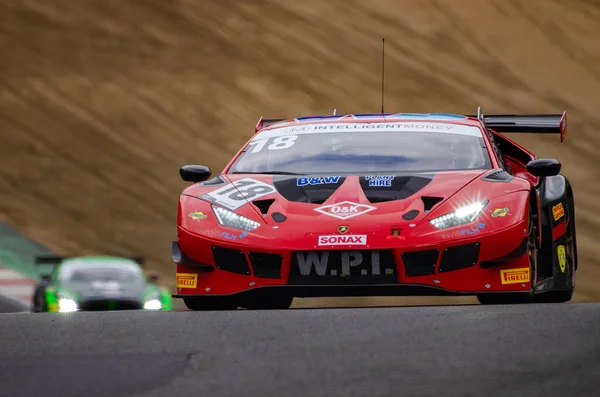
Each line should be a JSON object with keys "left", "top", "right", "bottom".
{"left": 58, "top": 298, "right": 78, "bottom": 313}
{"left": 143, "top": 299, "right": 162, "bottom": 310}
{"left": 429, "top": 201, "right": 488, "bottom": 229}
{"left": 212, "top": 205, "right": 261, "bottom": 232}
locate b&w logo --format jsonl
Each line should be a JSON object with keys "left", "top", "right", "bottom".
{"left": 318, "top": 235, "right": 367, "bottom": 246}
{"left": 314, "top": 201, "right": 376, "bottom": 220}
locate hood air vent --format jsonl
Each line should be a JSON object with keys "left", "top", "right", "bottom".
{"left": 421, "top": 196, "right": 443, "bottom": 213}
{"left": 252, "top": 199, "right": 275, "bottom": 216}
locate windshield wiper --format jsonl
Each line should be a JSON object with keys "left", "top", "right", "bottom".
{"left": 230, "top": 171, "right": 302, "bottom": 175}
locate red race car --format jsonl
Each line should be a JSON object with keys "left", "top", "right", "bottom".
{"left": 173, "top": 109, "right": 576, "bottom": 310}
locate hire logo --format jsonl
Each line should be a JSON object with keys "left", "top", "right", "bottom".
{"left": 500, "top": 268, "right": 530, "bottom": 285}
{"left": 176, "top": 273, "right": 198, "bottom": 288}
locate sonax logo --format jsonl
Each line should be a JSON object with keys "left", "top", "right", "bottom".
{"left": 314, "top": 201, "right": 376, "bottom": 220}
{"left": 500, "top": 268, "right": 530, "bottom": 285}
{"left": 318, "top": 235, "right": 367, "bottom": 246}
{"left": 176, "top": 273, "right": 198, "bottom": 288}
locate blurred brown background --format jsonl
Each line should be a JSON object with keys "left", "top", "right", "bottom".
{"left": 0, "top": 0, "right": 598, "bottom": 307}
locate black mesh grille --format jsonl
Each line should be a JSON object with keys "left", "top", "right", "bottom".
{"left": 438, "top": 243, "right": 480, "bottom": 272}
{"left": 212, "top": 246, "right": 251, "bottom": 275}
{"left": 401, "top": 249, "right": 439, "bottom": 277}
{"left": 249, "top": 252, "right": 284, "bottom": 279}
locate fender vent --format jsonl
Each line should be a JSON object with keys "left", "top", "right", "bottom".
{"left": 421, "top": 196, "right": 443, "bottom": 212}
{"left": 482, "top": 169, "right": 512, "bottom": 182}
{"left": 252, "top": 199, "right": 275, "bottom": 215}
{"left": 200, "top": 176, "right": 225, "bottom": 185}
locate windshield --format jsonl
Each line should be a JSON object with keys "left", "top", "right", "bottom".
{"left": 230, "top": 122, "right": 491, "bottom": 174}
{"left": 58, "top": 263, "right": 144, "bottom": 284}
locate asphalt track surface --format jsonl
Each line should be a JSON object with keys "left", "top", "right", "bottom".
{"left": 1, "top": 303, "right": 599, "bottom": 397}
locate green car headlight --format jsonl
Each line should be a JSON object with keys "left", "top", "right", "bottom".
{"left": 58, "top": 298, "right": 78, "bottom": 313}
{"left": 429, "top": 201, "right": 488, "bottom": 229}
{"left": 143, "top": 299, "right": 162, "bottom": 310}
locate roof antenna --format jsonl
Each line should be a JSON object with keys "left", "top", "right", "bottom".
{"left": 477, "top": 105, "right": 483, "bottom": 120}
{"left": 333, "top": 108, "right": 337, "bottom": 115}
{"left": 380, "top": 37, "right": 385, "bottom": 114}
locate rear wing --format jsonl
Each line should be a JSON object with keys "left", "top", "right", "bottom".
{"left": 469, "top": 108, "right": 567, "bottom": 143}
{"left": 254, "top": 117, "right": 286, "bottom": 133}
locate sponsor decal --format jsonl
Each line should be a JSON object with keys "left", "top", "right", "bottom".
{"left": 221, "top": 231, "right": 248, "bottom": 241}
{"left": 314, "top": 201, "right": 376, "bottom": 220}
{"left": 254, "top": 122, "right": 482, "bottom": 140}
{"left": 318, "top": 235, "right": 367, "bottom": 246}
{"left": 500, "top": 268, "right": 530, "bottom": 285}
{"left": 337, "top": 225, "right": 349, "bottom": 234}
{"left": 246, "top": 135, "right": 298, "bottom": 154}
{"left": 294, "top": 250, "right": 393, "bottom": 277}
{"left": 201, "top": 178, "right": 276, "bottom": 210}
{"left": 203, "top": 229, "right": 223, "bottom": 238}
{"left": 365, "top": 175, "right": 395, "bottom": 187}
{"left": 176, "top": 273, "right": 198, "bottom": 288}
{"left": 491, "top": 207, "right": 510, "bottom": 218}
{"left": 188, "top": 211, "right": 208, "bottom": 221}
{"left": 552, "top": 203, "right": 565, "bottom": 221}
{"left": 440, "top": 223, "right": 485, "bottom": 239}
{"left": 557, "top": 245, "right": 566, "bottom": 273}
{"left": 297, "top": 176, "right": 341, "bottom": 186}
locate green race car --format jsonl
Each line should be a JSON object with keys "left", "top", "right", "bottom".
{"left": 32, "top": 255, "right": 172, "bottom": 312}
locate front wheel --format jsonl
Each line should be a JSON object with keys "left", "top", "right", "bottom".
{"left": 183, "top": 296, "right": 239, "bottom": 311}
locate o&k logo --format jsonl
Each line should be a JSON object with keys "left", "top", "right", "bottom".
{"left": 314, "top": 201, "right": 376, "bottom": 220}
{"left": 318, "top": 235, "right": 367, "bottom": 246}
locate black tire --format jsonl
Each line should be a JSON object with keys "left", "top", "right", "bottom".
{"left": 477, "top": 204, "right": 536, "bottom": 305}
{"left": 33, "top": 288, "right": 47, "bottom": 313}
{"left": 535, "top": 196, "right": 576, "bottom": 303}
{"left": 183, "top": 296, "right": 239, "bottom": 311}
{"left": 240, "top": 294, "right": 293, "bottom": 310}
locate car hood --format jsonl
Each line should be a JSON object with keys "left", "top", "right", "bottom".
{"left": 58, "top": 281, "right": 148, "bottom": 301}
{"left": 183, "top": 170, "right": 491, "bottom": 227}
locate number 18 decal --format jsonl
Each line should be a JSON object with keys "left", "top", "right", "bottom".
{"left": 247, "top": 135, "right": 298, "bottom": 154}
{"left": 203, "top": 178, "right": 276, "bottom": 210}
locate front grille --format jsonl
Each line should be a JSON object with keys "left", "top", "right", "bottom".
{"left": 288, "top": 249, "right": 398, "bottom": 285}
{"left": 438, "top": 243, "right": 480, "bottom": 272}
{"left": 249, "top": 252, "right": 283, "bottom": 279}
{"left": 212, "top": 246, "right": 251, "bottom": 275}
{"left": 401, "top": 249, "right": 439, "bottom": 277}
{"left": 79, "top": 299, "right": 142, "bottom": 311}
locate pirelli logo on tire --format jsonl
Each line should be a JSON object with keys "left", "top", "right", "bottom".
{"left": 176, "top": 273, "right": 198, "bottom": 288}
{"left": 500, "top": 268, "right": 530, "bottom": 285}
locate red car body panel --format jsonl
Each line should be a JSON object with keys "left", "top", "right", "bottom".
{"left": 174, "top": 116, "right": 547, "bottom": 299}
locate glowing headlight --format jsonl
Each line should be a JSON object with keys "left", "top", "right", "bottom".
{"left": 58, "top": 298, "right": 78, "bottom": 313}
{"left": 212, "top": 205, "right": 261, "bottom": 232}
{"left": 429, "top": 201, "right": 488, "bottom": 229}
{"left": 143, "top": 299, "right": 162, "bottom": 310}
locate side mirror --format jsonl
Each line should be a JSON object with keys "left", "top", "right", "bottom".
{"left": 148, "top": 273, "right": 159, "bottom": 283}
{"left": 41, "top": 275, "right": 52, "bottom": 283}
{"left": 179, "top": 165, "right": 211, "bottom": 183}
{"left": 526, "top": 159, "right": 561, "bottom": 178}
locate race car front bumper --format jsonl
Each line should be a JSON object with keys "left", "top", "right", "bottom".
{"left": 173, "top": 214, "right": 533, "bottom": 299}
